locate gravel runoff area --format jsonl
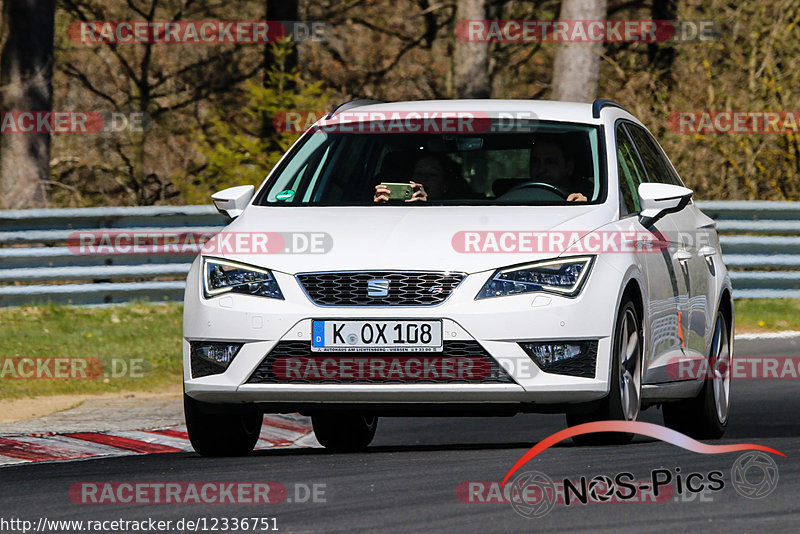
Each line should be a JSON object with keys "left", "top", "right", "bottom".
{"left": 0, "top": 390, "right": 183, "bottom": 436}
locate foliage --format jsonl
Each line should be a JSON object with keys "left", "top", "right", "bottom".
{"left": 599, "top": 0, "right": 800, "bottom": 200}
{"left": 29, "top": 0, "right": 800, "bottom": 205}
{"left": 184, "top": 40, "right": 330, "bottom": 204}
{"left": 49, "top": 0, "right": 268, "bottom": 206}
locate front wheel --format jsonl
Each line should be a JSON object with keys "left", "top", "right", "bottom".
{"left": 311, "top": 413, "right": 378, "bottom": 452}
{"left": 662, "top": 310, "right": 730, "bottom": 439}
{"left": 184, "top": 395, "right": 262, "bottom": 457}
{"left": 566, "top": 296, "right": 642, "bottom": 445}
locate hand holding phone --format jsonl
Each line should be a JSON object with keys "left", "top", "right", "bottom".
{"left": 379, "top": 182, "right": 415, "bottom": 200}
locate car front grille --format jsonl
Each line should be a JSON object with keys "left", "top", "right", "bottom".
{"left": 295, "top": 271, "right": 466, "bottom": 306}
{"left": 246, "top": 341, "right": 514, "bottom": 384}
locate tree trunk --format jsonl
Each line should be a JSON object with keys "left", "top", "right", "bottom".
{"left": 0, "top": 0, "right": 55, "bottom": 208}
{"left": 649, "top": 0, "right": 677, "bottom": 83}
{"left": 453, "top": 0, "right": 489, "bottom": 98}
{"left": 266, "top": 0, "right": 298, "bottom": 74}
{"left": 551, "top": 0, "right": 608, "bottom": 103}
{"left": 261, "top": 0, "right": 299, "bottom": 138}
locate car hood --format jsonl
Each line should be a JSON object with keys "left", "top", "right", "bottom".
{"left": 210, "top": 204, "right": 615, "bottom": 274}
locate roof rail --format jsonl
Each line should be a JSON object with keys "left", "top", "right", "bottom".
{"left": 325, "top": 99, "right": 384, "bottom": 119}
{"left": 591, "top": 99, "right": 629, "bottom": 119}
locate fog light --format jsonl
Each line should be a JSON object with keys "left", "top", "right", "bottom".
{"left": 190, "top": 342, "right": 243, "bottom": 378}
{"left": 519, "top": 340, "right": 598, "bottom": 378}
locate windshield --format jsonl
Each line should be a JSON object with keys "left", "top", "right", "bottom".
{"left": 254, "top": 120, "right": 604, "bottom": 206}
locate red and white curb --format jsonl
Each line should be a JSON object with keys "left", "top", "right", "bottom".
{"left": 0, "top": 414, "right": 316, "bottom": 467}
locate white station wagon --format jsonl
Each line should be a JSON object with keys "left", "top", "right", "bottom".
{"left": 182, "top": 99, "right": 733, "bottom": 455}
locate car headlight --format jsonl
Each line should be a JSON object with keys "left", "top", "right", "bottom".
{"left": 476, "top": 256, "right": 594, "bottom": 299}
{"left": 202, "top": 258, "right": 283, "bottom": 299}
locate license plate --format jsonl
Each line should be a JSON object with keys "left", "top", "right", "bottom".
{"left": 311, "top": 320, "right": 443, "bottom": 352}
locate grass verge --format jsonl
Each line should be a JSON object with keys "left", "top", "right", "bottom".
{"left": 0, "top": 302, "right": 182, "bottom": 400}
{"left": 734, "top": 298, "right": 800, "bottom": 333}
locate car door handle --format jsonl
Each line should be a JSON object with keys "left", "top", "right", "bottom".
{"left": 673, "top": 250, "right": 692, "bottom": 263}
{"left": 699, "top": 246, "right": 717, "bottom": 258}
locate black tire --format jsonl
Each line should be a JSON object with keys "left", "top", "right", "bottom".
{"left": 662, "top": 311, "right": 730, "bottom": 439}
{"left": 184, "top": 394, "right": 262, "bottom": 457}
{"left": 566, "top": 296, "right": 642, "bottom": 445}
{"left": 311, "top": 413, "right": 378, "bottom": 452}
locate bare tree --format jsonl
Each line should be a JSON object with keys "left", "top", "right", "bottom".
{"left": 453, "top": 0, "right": 489, "bottom": 98}
{"left": 551, "top": 0, "right": 607, "bottom": 102}
{"left": 266, "top": 0, "right": 299, "bottom": 73}
{"left": 55, "top": 0, "right": 264, "bottom": 205}
{"left": 261, "top": 0, "right": 299, "bottom": 138}
{"left": 301, "top": 1, "right": 456, "bottom": 99}
{"left": 0, "top": 0, "right": 56, "bottom": 208}
{"left": 649, "top": 0, "right": 677, "bottom": 84}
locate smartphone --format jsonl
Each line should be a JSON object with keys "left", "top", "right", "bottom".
{"left": 380, "top": 182, "right": 415, "bottom": 200}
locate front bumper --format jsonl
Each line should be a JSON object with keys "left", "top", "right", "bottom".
{"left": 183, "top": 257, "right": 623, "bottom": 410}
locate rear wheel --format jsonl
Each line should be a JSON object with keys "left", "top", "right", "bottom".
{"left": 311, "top": 413, "right": 378, "bottom": 452}
{"left": 566, "top": 296, "right": 642, "bottom": 445}
{"left": 184, "top": 394, "right": 262, "bottom": 457}
{"left": 662, "top": 310, "right": 730, "bottom": 439}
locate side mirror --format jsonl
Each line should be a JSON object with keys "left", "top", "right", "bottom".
{"left": 211, "top": 185, "right": 255, "bottom": 219}
{"left": 637, "top": 183, "right": 693, "bottom": 227}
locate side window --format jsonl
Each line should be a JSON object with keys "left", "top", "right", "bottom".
{"left": 652, "top": 136, "right": 685, "bottom": 187}
{"left": 616, "top": 125, "right": 647, "bottom": 215}
{"left": 625, "top": 124, "right": 679, "bottom": 186}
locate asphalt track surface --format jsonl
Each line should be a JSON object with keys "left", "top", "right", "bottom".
{"left": 1, "top": 338, "right": 798, "bottom": 533}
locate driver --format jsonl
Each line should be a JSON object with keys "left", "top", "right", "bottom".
{"left": 529, "top": 141, "right": 589, "bottom": 202}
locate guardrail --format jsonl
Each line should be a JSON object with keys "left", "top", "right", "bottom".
{"left": 694, "top": 201, "right": 800, "bottom": 299}
{"left": 0, "top": 201, "right": 798, "bottom": 306}
{"left": 0, "top": 206, "right": 226, "bottom": 306}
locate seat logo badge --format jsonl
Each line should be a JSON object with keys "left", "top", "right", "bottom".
{"left": 367, "top": 279, "right": 390, "bottom": 297}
